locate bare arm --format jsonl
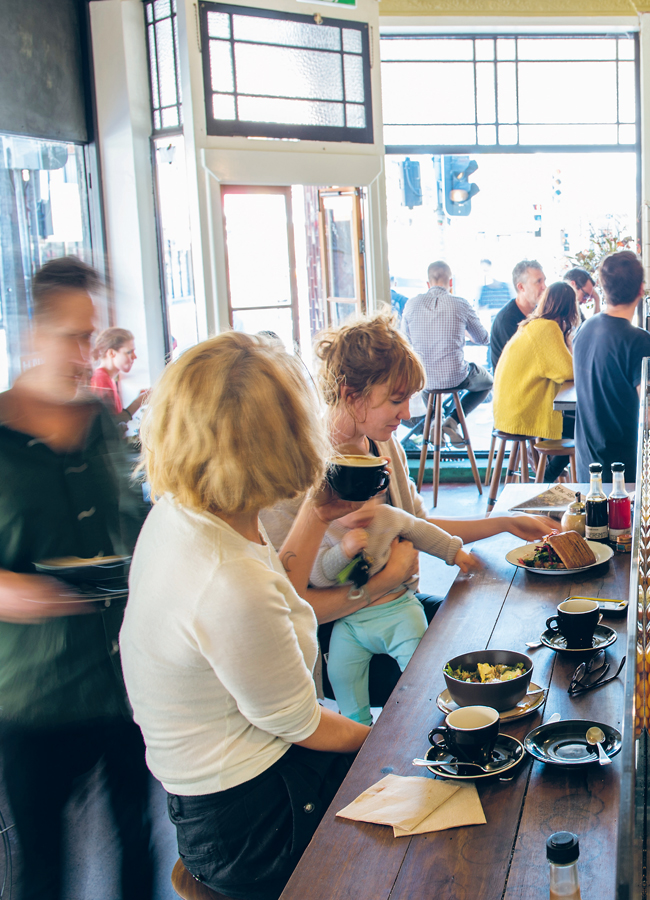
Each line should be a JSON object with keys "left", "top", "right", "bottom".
{"left": 426, "top": 514, "right": 558, "bottom": 544}
{"left": 295, "top": 705, "right": 370, "bottom": 752}
{"left": 0, "top": 570, "right": 96, "bottom": 623}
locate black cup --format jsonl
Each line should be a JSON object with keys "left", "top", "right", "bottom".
{"left": 326, "top": 455, "right": 390, "bottom": 502}
{"left": 428, "top": 705, "right": 500, "bottom": 765}
{"left": 546, "top": 598, "right": 602, "bottom": 650}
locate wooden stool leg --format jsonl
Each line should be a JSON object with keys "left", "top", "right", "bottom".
{"left": 432, "top": 394, "right": 443, "bottom": 508}
{"left": 416, "top": 393, "right": 435, "bottom": 493}
{"left": 485, "top": 432, "right": 496, "bottom": 487}
{"left": 535, "top": 451, "right": 547, "bottom": 482}
{"left": 528, "top": 440, "right": 539, "bottom": 471}
{"left": 453, "top": 393, "right": 482, "bottom": 497}
{"left": 520, "top": 441, "right": 529, "bottom": 483}
{"left": 505, "top": 441, "right": 519, "bottom": 484}
{"left": 487, "top": 438, "right": 507, "bottom": 515}
{"left": 569, "top": 450, "right": 577, "bottom": 482}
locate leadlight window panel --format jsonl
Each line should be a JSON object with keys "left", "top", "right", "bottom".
{"left": 380, "top": 33, "right": 639, "bottom": 150}
{"left": 200, "top": 2, "right": 373, "bottom": 143}
{"left": 381, "top": 62, "right": 475, "bottom": 125}
{"left": 145, "top": 0, "right": 183, "bottom": 134}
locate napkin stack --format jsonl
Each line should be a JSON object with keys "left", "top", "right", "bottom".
{"left": 336, "top": 774, "right": 486, "bottom": 837}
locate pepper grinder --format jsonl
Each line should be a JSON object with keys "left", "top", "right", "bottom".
{"left": 561, "top": 492, "right": 586, "bottom": 537}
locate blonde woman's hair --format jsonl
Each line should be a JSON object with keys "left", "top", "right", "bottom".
{"left": 140, "top": 331, "right": 329, "bottom": 515}
{"left": 314, "top": 314, "right": 425, "bottom": 409}
{"left": 92, "top": 327, "right": 134, "bottom": 361}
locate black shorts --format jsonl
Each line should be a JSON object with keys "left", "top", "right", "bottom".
{"left": 167, "top": 744, "right": 355, "bottom": 900}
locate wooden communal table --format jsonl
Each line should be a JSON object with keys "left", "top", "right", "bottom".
{"left": 281, "top": 484, "right": 629, "bottom": 900}
{"left": 553, "top": 381, "right": 576, "bottom": 412}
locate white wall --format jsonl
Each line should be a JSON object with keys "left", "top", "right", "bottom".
{"left": 89, "top": 0, "right": 166, "bottom": 402}
{"left": 176, "top": 0, "right": 389, "bottom": 337}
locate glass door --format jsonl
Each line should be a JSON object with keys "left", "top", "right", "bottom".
{"left": 318, "top": 188, "right": 366, "bottom": 327}
{"left": 222, "top": 186, "right": 299, "bottom": 351}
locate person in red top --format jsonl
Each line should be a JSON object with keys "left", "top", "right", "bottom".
{"left": 90, "top": 328, "right": 146, "bottom": 422}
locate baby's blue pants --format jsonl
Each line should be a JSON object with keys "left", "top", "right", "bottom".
{"left": 327, "top": 590, "right": 428, "bottom": 726}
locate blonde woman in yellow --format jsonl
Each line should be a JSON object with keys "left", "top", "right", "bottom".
{"left": 120, "top": 332, "right": 371, "bottom": 900}
{"left": 493, "top": 281, "right": 579, "bottom": 481}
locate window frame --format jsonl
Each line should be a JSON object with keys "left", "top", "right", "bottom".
{"left": 381, "top": 32, "right": 641, "bottom": 157}
{"left": 199, "top": 1, "right": 374, "bottom": 144}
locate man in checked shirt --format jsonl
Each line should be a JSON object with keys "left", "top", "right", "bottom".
{"left": 402, "top": 260, "right": 492, "bottom": 446}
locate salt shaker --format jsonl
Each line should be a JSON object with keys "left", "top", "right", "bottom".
{"left": 561, "top": 492, "right": 586, "bottom": 537}
{"left": 547, "top": 831, "right": 581, "bottom": 899}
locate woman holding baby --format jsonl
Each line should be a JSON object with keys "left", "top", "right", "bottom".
{"left": 121, "top": 318, "right": 553, "bottom": 900}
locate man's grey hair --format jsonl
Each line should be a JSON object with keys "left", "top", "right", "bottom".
{"left": 427, "top": 260, "right": 452, "bottom": 285}
{"left": 512, "top": 259, "right": 542, "bottom": 292}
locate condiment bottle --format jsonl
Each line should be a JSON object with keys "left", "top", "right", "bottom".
{"left": 561, "top": 492, "right": 586, "bottom": 537}
{"left": 547, "top": 831, "right": 581, "bottom": 900}
{"left": 608, "top": 462, "right": 631, "bottom": 542}
{"left": 585, "top": 463, "right": 608, "bottom": 543}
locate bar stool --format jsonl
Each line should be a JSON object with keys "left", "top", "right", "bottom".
{"left": 486, "top": 430, "right": 539, "bottom": 514}
{"left": 416, "top": 389, "right": 483, "bottom": 508}
{"left": 172, "top": 859, "right": 233, "bottom": 900}
{"left": 534, "top": 439, "right": 577, "bottom": 483}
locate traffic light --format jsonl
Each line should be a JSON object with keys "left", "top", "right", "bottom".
{"left": 443, "top": 156, "right": 479, "bottom": 217}
{"left": 400, "top": 158, "right": 422, "bottom": 209}
{"left": 533, "top": 204, "right": 542, "bottom": 238}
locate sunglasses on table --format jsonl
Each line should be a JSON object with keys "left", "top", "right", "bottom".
{"left": 567, "top": 650, "right": 626, "bottom": 696}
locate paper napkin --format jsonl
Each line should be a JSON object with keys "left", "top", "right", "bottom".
{"left": 336, "top": 774, "right": 485, "bottom": 837}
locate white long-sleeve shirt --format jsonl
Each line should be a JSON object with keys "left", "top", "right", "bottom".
{"left": 310, "top": 505, "right": 463, "bottom": 589}
{"left": 120, "top": 494, "right": 320, "bottom": 795}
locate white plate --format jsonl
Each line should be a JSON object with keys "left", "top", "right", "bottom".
{"left": 506, "top": 540, "right": 614, "bottom": 575}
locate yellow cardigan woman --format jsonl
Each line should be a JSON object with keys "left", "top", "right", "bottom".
{"left": 493, "top": 281, "right": 579, "bottom": 477}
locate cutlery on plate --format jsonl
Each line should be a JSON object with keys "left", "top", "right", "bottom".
{"left": 586, "top": 726, "right": 611, "bottom": 765}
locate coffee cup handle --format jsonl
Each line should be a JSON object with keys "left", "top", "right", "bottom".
{"left": 428, "top": 726, "right": 451, "bottom": 751}
{"left": 546, "top": 615, "right": 560, "bottom": 634}
{"left": 369, "top": 470, "right": 390, "bottom": 497}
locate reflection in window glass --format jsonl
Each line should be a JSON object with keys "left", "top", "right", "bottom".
{"left": 0, "top": 134, "right": 95, "bottom": 389}
{"left": 154, "top": 135, "right": 198, "bottom": 359}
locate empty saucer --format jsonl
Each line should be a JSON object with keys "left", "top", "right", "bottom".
{"left": 524, "top": 719, "right": 621, "bottom": 767}
{"left": 424, "top": 734, "right": 525, "bottom": 781}
{"left": 539, "top": 624, "right": 617, "bottom": 653}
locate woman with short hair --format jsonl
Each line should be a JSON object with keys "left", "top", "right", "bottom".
{"left": 493, "top": 281, "right": 580, "bottom": 481}
{"left": 120, "top": 331, "right": 370, "bottom": 900}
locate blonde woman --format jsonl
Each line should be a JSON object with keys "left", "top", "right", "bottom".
{"left": 90, "top": 327, "right": 145, "bottom": 422}
{"left": 119, "top": 332, "right": 370, "bottom": 900}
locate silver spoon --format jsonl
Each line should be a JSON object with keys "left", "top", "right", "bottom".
{"left": 412, "top": 757, "right": 499, "bottom": 774}
{"left": 586, "top": 726, "right": 611, "bottom": 766}
{"left": 526, "top": 640, "right": 544, "bottom": 649}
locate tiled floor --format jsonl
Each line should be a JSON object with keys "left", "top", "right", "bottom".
{"left": 0, "top": 484, "right": 487, "bottom": 900}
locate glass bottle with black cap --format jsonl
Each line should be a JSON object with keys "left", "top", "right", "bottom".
{"left": 547, "top": 831, "right": 581, "bottom": 899}
{"left": 585, "top": 462, "right": 609, "bottom": 543}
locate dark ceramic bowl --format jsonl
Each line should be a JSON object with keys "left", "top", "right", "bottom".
{"left": 443, "top": 649, "right": 533, "bottom": 712}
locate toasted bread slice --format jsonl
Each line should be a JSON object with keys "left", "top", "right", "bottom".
{"left": 546, "top": 531, "right": 596, "bottom": 568}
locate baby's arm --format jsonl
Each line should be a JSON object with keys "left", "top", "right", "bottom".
{"left": 380, "top": 507, "right": 463, "bottom": 566}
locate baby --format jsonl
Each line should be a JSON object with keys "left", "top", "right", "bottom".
{"left": 311, "top": 498, "right": 477, "bottom": 725}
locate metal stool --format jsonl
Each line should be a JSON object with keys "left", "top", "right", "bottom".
{"left": 534, "top": 439, "right": 577, "bottom": 483}
{"left": 486, "top": 430, "right": 539, "bottom": 514}
{"left": 416, "top": 389, "right": 483, "bottom": 508}
{"left": 172, "top": 859, "right": 233, "bottom": 900}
